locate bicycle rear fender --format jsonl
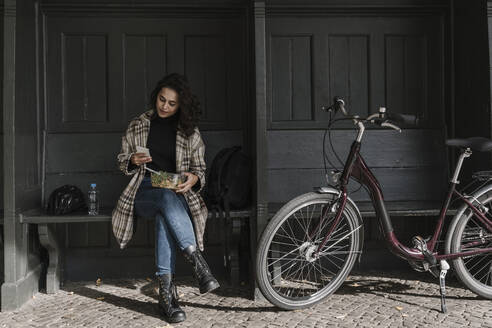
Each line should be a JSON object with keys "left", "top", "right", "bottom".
{"left": 314, "top": 186, "right": 365, "bottom": 260}
{"left": 444, "top": 183, "right": 492, "bottom": 254}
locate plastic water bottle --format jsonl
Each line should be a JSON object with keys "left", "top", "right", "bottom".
{"left": 88, "top": 183, "right": 99, "bottom": 215}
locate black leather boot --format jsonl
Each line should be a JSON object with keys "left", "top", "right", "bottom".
{"left": 156, "top": 274, "right": 186, "bottom": 323}
{"left": 183, "top": 245, "right": 220, "bottom": 294}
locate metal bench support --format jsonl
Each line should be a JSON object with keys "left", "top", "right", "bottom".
{"left": 38, "top": 224, "right": 61, "bottom": 294}
{"left": 226, "top": 216, "right": 243, "bottom": 285}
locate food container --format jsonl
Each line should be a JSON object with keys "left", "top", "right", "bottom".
{"left": 150, "top": 171, "right": 185, "bottom": 189}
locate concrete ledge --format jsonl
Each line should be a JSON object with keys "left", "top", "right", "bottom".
{"left": 1, "top": 264, "right": 43, "bottom": 312}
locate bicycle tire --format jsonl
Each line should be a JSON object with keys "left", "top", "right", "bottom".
{"left": 256, "top": 192, "right": 363, "bottom": 310}
{"left": 449, "top": 190, "right": 492, "bottom": 299}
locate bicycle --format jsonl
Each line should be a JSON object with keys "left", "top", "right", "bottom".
{"left": 255, "top": 98, "right": 492, "bottom": 313}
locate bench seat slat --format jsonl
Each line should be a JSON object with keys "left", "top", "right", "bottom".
{"left": 20, "top": 208, "right": 253, "bottom": 224}
{"left": 267, "top": 200, "right": 458, "bottom": 218}
{"left": 20, "top": 200, "right": 458, "bottom": 225}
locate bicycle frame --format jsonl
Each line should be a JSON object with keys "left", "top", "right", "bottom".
{"left": 316, "top": 129, "right": 492, "bottom": 263}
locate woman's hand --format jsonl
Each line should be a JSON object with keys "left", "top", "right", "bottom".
{"left": 131, "top": 153, "right": 152, "bottom": 166}
{"left": 176, "top": 172, "right": 198, "bottom": 193}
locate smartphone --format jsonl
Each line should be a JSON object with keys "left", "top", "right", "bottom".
{"left": 136, "top": 146, "right": 150, "bottom": 157}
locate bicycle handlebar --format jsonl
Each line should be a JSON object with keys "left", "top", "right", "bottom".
{"left": 386, "top": 113, "right": 419, "bottom": 127}
{"left": 381, "top": 121, "right": 402, "bottom": 132}
{"left": 323, "top": 97, "right": 420, "bottom": 130}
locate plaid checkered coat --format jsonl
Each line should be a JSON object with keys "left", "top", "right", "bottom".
{"left": 112, "top": 110, "right": 208, "bottom": 250}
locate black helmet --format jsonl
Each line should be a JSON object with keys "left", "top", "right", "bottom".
{"left": 46, "top": 185, "right": 87, "bottom": 215}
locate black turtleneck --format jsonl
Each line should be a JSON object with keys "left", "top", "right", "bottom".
{"left": 146, "top": 113, "right": 179, "bottom": 173}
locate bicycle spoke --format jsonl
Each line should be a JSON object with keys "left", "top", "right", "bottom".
{"left": 271, "top": 261, "right": 297, "bottom": 284}
{"left": 323, "top": 225, "right": 361, "bottom": 253}
{"left": 284, "top": 258, "right": 310, "bottom": 282}
{"left": 476, "top": 259, "right": 492, "bottom": 284}
{"left": 293, "top": 211, "right": 309, "bottom": 239}
{"left": 267, "top": 257, "right": 304, "bottom": 263}
{"left": 285, "top": 218, "right": 300, "bottom": 247}
{"left": 312, "top": 258, "right": 331, "bottom": 278}
{"left": 271, "top": 240, "right": 303, "bottom": 248}
{"left": 274, "top": 232, "right": 305, "bottom": 245}
{"left": 267, "top": 246, "right": 301, "bottom": 267}
{"left": 306, "top": 203, "right": 318, "bottom": 237}
{"left": 309, "top": 259, "right": 318, "bottom": 295}
{"left": 465, "top": 252, "right": 490, "bottom": 272}
{"left": 267, "top": 247, "right": 298, "bottom": 255}
{"left": 317, "top": 220, "right": 347, "bottom": 246}
{"left": 279, "top": 225, "right": 301, "bottom": 247}
{"left": 314, "top": 256, "right": 336, "bottom": 280}
{"left": 323, "top": 250, "right": 361, "bottom": 256}
{"left": 291, "top": 265, "right": 306, "bottom": 298}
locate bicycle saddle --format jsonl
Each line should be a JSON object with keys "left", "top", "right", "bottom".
{"left": 446, "top": 137, "right": 492, "bottom": 152}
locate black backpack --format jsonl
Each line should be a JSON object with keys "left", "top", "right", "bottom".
{"left": 205, "top": 146, "right": 251, "bottom": 215}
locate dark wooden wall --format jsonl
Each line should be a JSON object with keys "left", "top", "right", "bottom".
{"left": 0, "top": 0, "right": 4, "bottom": 290}
{"left": 452, "top": 0, "right": 491, "bottom": 178}
{"left": 40, "top": 0, "right": 251, "bottom": 279}
{"left": 39, "top": 0, "right": 455, "bottom": 281}
{"left": 2, "top": 0, "right": 43, "bottom": 311}
{"left": 265, "top": 1, "right": 450, "bottom": 204}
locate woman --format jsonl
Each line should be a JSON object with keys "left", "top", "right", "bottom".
{"left": 112, "top": 73, "right": 219, "bottom": 323}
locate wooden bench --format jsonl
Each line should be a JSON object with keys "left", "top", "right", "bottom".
{"left": 19, "top": 208, "right": 251, "bottom": 294}
{"left": 21, "top": 196, "right": 459, "bottom": 295}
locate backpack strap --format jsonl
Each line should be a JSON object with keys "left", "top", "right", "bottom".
{"left": 223, "top": 193, "right": 231, "bottom": 222}
{"left": 215, "top": 203, "right": 229, "bottom": 269}
{"left": 217, "top": 146, "right": 242, "bottom": 200}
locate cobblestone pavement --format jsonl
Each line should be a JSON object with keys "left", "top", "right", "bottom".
{"left": 1, "top": 271, "right": 491, "bottom": 328}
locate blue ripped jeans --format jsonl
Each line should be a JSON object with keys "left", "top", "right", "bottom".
{"left": 134, "top": 176, "right": 197, "bottom": 276}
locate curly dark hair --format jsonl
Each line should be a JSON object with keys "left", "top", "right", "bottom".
{"left": 149, "top": 73, "right": 201, "bottom": 136}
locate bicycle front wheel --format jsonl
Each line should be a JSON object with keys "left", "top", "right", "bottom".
{"left": 450, "top": 191, "right": 492, "bottom": 299}
{"left": 256, "top": 192, "right": 363, "bottom": 310}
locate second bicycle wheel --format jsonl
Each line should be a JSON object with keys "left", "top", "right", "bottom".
{"left": 450, "top": 190, "right": 492, "bottom": 299}
{"left": 256, "top": 192, "right": 363, "bottom": 310}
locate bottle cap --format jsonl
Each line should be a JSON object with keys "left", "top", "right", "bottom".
{"left": 90, "top": 183, "right": 96, "bottom": 188}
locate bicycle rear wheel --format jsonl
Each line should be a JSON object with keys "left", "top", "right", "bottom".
{"left": 450, "top": 191, "right": 492, "bottom": 299}
{"left": 256, "top": 192, "right": 363, "bottom": 310}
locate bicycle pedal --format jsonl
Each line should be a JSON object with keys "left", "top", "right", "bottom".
{"left": 408, "top": 260, "right": 429, "bottom": 273}
{"left": 429, "top": 265, "right": 440, "bottom": 278}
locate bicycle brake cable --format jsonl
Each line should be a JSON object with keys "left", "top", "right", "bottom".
{"left": 324, "top": 115, "right": 366, "bottom": 195}
{"left": 323, "top": 112, "right": 340, "bottom": 184}
{"left": 323, "top": 115, "right": 355, "bottom": 186}
{"left": 328, "top": 117, "right": 345, "bottom": 168}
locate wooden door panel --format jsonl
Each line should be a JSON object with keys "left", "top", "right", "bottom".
{"left": 267, "top": 15, "right": 444, "bottom": 129}
{"left": 46, "top": 16, "right": 245, "bottom": 132}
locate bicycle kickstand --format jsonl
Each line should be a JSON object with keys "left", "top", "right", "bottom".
{"left": 439, "top": 260, "right": 450, "bottom": 313}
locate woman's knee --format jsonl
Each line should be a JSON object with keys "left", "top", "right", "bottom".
{"left": 158, "top": 190, "right": 188, "bottom": 217}
{"left": 160, "top": 189, "right": 181, "bottom": 205}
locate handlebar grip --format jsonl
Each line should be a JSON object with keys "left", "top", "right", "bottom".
{"left": 322, "top": 97, "right": 347, "bottom": 115}
{"left": 333, "top": 97, "right": 347, "bottom": 115}
{"left": 386, "top": 113, "right": 419, "bottom": 127}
